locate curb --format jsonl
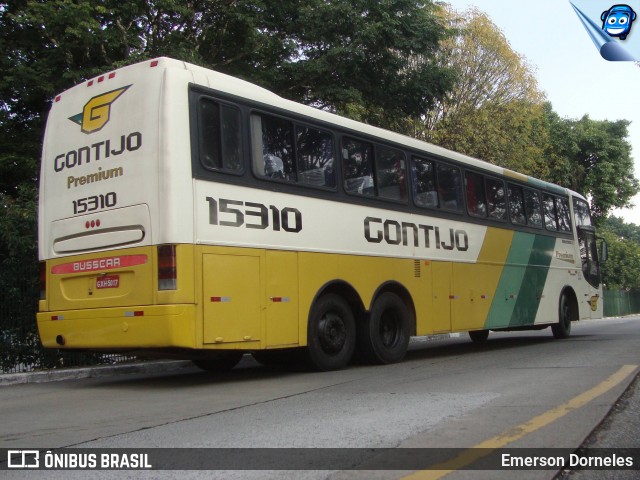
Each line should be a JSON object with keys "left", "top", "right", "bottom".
{"left": 0, "top": 360, "right": 193, "bottom": 387}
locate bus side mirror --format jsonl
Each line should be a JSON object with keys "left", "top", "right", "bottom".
{"left": 598, "top": 237, "right": 608, "bottom": 263}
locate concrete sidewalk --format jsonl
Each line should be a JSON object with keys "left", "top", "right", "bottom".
{"left": 0, "top": 359, "right": 194, "bottom": 386}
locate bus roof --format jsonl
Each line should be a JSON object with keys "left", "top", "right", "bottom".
{"left": 71, "top": 57, "right": 577, "bottom": 198}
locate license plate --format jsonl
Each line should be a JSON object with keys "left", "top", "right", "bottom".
{"left": 96, "top": 275, "right": 120, "bottom": 289}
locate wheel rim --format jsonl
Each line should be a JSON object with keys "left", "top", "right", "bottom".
{"left": 318, "top": 311, "right": 347, "bottom": 355}
{"left": 379, "top": 310, "right": 400, "bottom": 348}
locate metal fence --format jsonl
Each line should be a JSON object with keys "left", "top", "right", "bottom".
{"left": 0, "top": 261, "right": 135, "bottom": 374}
{"left": 603, "top": 289, "right": 640, "bottom": 318}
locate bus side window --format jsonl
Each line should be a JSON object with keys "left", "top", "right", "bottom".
{"left": 524, "top": 189, "right": 543, "bottom": 228}
{"left": 296, "top": 126, "right": 335, "bottom": 188}
{"left": 252, "top": 113, "right": 296, "bottom": 182}
{"left": 543, "top": 194, "right": 558, "bottom": 231}
{"left": 342, "top": 137, "right": 375, "bottom": 196}
{"left": 375, "top": 146, "right": 407, "bottom": 202}
{"left": 486, "top": 178, "right": 507, "bottom": 221}
{"left": 465, "top": 171, "right": 487, "bottom": 217}
{"left": 508, "top": 184, "right": 527, "bottom": 225}
{"left": 200, "top": 99, "right": 243, "bottom": 172}
{"left": 556, "top": 197, "right": 572, "bottom": 232}
{"left": 411, "top": 157, "right": 438, "bottom": 208}
{"left": 437, "top": 164, "right": 463, "bottom": 212}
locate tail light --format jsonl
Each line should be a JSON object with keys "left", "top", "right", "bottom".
{"left": 39, "top": 262, "right": 47, "bottom": 300}
{"left": 157, "top": 245, "right": 177, "bottom": 290}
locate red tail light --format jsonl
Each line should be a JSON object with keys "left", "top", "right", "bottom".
{"left": 157, "top": 245, "right": 177, "bottom": 290}
{"left": 39, "top": 262, "right": 47, "bottom": 300}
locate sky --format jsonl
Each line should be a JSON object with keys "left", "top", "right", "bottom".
{"left": 444, "top": 0, "right": 640, "bottom": 225}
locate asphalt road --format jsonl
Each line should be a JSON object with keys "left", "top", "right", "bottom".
{"left": 1, "top": 316, "right": 639, "bottom": 480}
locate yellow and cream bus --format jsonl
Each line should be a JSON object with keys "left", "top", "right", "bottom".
{"left": 37, "top": 57, "right": 606, "bottom": 371}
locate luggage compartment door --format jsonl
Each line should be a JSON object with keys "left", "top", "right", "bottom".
{"left": 202, "top": 254, "right": 262, "bottom": 345}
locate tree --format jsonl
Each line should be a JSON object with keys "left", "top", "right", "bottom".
{"left": 414, "top": 7, "right": 549, "bottom": 177}
{"left": 602, "top": 215, "right": 640, "bottom": 243}
{"left": 261, "top": 0, "right": 455, "bottom": 129}
{"left": 600, "top": 230, "right": 640, "bottom": 290}
{"left": 544, "top": 112, "right": 639, "bottom": 223}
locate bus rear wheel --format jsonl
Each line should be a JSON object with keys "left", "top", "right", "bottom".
{"left": 358, "top": 292, "right": 410, "bottom": 364}
{"left": 551, "top": 292, "right": 573, "bottom": 339}
{"left": 306, "top": 294, "right": 356, "bottom": 371}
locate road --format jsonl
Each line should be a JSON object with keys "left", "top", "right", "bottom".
{"left": 1, "top": 316, "right": 639, "bottom": 480}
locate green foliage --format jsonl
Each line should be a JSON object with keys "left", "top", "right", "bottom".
{"left": 600, "top": 229, "right": 640, "bottom": 291}
{"left": 417, "top": 8, "right": 549, "bottom": 177}
{"left": 263, "top": 0, "right": 455, "bottom": 128}
{"left": 599, "top": 216, "right": 640, "bottom": 291}
{"left": 543, "top": 110, "right": 639, "bottom": 223}
{"left": 602, "top": 216, "right": 640, "bottom": 243}
{"left": 430, "top": 100, "right": 550, "bottom": 179}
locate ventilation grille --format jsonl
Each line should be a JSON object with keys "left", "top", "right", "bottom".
{"left": 414, "top": 260, "right": 421, "bottom": 278}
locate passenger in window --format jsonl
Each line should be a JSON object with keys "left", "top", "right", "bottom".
{"left": 412, "top": 159, "right": 438, "bottom": 208}
{"left": 264, "top": 154, "right": 284, "bottom": 179}
{"left": 323, "top": 159, "right": 336, "bottom": 187}
{"left": 345, "top": 152, "right": 370, "bottom": 178}
{"left": 344, "top": 151, "right": 373, "bottom": 195}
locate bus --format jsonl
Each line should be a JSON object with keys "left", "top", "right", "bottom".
{"left": 37, "top": 57, "right": 606, "bottom": 372}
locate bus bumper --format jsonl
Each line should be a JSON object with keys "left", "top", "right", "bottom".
{"left": 37, "top": 305, "right": 196, "bottom": 350}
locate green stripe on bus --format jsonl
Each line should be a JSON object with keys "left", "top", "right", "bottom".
{"left": 484, "top": 233, "right": 555, "bottom": 329}
{"left": 509, "top": 235, "right": 555, "bottom": 327}
{"left": 527, "top": 177, "right": 567, "bottom": 196}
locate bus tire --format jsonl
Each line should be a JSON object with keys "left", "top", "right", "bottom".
{"left": 192, "top": 351, "right": 244, "bottom": 372}
{"left": 307, "top": 294, "right": 356, "bottom": 371}
{"left": 359, "top": 292, "right": 410, "bottom": 364}
{"left": 551, "top": 292, "right": 572, "bottom": 339}
{"left": 468, "top": 330, "right": 489, "bottom": 343}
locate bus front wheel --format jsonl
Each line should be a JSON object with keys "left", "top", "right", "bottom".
{"left": 307, "top": 294, "right": 356, "bottom": 371}
{"left": 358, "top": 292, "right": 410, "bottom": 364}
{"left": 551, "top": 292, "right": 573, "bottom": 339}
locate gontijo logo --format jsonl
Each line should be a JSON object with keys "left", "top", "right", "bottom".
{"left": 68, "top": 85, "right": 131, "bottom": 134}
